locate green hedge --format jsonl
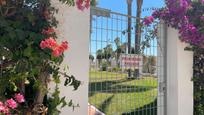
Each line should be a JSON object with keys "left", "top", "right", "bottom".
{"left": 193, "top": 50, "right": 204, "bottom": 115}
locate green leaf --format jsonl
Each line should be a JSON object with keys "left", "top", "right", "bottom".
{"left": 60, "top": 97, "right": 67, "bottom": 108}
{"left": 27, "top": 13, "right": 36, "bottom": 23}
{"left": 24, "top": 46, "right": 33, "bottom": 57}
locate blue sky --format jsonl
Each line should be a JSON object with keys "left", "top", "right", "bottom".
{"left": 97, "top": 0, "right": 165, "bottom": 17}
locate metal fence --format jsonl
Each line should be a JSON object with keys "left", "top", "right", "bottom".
{"left": 89, "top": 7, "right": 166, "bottom": 115}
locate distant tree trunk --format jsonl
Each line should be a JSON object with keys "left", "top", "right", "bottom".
{"left": 134, "top": 0, "right": 143, "bottom": 78}
{"left": 127, "top": 0, "right": 132, "bottom": 54}
{"left": 135, "top": 0, "right": 143, "bottom": 53}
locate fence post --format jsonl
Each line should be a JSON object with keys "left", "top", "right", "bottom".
{"left": 166, "top": 27, "right": 193, "bottom": 115}
{"left": 51, "top": 1, "right": 90, "bottom": 115}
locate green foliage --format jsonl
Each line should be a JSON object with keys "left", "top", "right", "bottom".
{"left": 58, "top": 0, "right": 75, "bottom": 6}
{"left": 193, "top": 50, "right": 204, "bottom": 115}
{"left": 64, "top": 75, "right": 81, "bottom": 90}
{"left": 101, "top": 61, "right": 108, "bottom": 71}
{"left": 45, "top": 86, "right": 76, "bottom": 114}
{"left": 112, "top": 67, "right": 122, "bottom": 72}
{"left": 89, "top": 54, "right": 94, "bottom": 61}
{"left": 0, "top": 0, "right": 81, "bottom": 114}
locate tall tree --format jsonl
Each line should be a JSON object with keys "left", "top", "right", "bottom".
{"left": 135, "top": 0, "right": 143, "bottom": 53}
{"left": 103, "top": 44, "right": 113, "bottom": 63}
{"left": 114, "top": 37, "right": 126, "bottom": 67}
{"left": 89, "top": 54, "right": 94, "bottom": 61}
{"left": 96, "top": 49, "right": 104, "bottom": 67}
{"left": 127, "top": 0, "right": 133, "bottom": 54}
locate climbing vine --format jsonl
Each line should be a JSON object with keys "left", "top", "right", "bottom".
{"left": 0, "top": 0, "right": 90, "bottom": 114}
{"left": 146, "top": 0, "right": 204, "bottom": 114}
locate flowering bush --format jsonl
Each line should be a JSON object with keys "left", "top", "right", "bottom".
{"left": 0, "top": 93, "right": 24, "bottom": 114}
{"left": 151, "top": 0, "right": 204, "bottom": 48}
{"left": 146, "top": 1, "right": 203, "bottom": 114}
{"left": 40, "top": 37, "right": 68, "bottom": 57}
{"left": 143, "top": 16, "right": 154, "bottom": 26}
{"left": 0, "top": 0, "right": 90, "bottom": 114}
{"left": 76, "top": 0, "right": 90, "bottom": 11}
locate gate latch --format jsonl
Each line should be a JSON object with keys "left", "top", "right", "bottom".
{"left": 159, "top": 82, "right": 166, "bottom": 93}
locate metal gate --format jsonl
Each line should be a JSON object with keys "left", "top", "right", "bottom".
{"left": 88, "top": 7, "right": 166, "bottom": 115}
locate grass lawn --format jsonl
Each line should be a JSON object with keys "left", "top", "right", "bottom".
{"left": 89, "top": 71, "right": 158, "bottom": 115}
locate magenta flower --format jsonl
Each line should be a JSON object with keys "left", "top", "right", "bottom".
{"left": 0, "top": 101, "right": 10, "bottom": 114}
{"left": 14, "top": 93, "right": 25, "bottom": 103}
{"left": 2, "top": 106, "right": 9, "bottom": 114}
{"left": 0, "top": 102, "right": 5, "bottom": 112}
{"left": 143, "top": 16, "right": 154, "bottom": 26}
{"left": 6, "top": 99, "right": 17, "bottom": 109}
{"left": 76, "top": 0, "right": 90, "bottom": 11}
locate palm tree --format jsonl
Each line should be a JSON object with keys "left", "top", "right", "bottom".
{"left": 134, "top": 0, "right": 143, "bottom": 78}
{"left": 103, "top": 44, "right": 113, "bottom": 60}
{"left": 96, "top": 49, "right": 104, "bottom": 67}
{"left": 126, "top": 0, "right": 133, "bottom": 54}
{"left": 135, "top": 0, "right": 143, "bottom": 53}
{"left": 114, "top": 37, "right": 126, "bottom": 67}
{"left": 89, "top": 54, "right": 94, "bottom": 61}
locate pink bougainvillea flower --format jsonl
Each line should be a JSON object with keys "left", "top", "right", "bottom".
{"left": 143, "top": 16, "right": 154, "bottom": 26}
{"left": 45, "top": 37, "right": 57, "bottom": 49}
{"left": 76, "top": 0, "right": 90, "bottom": 11}
{"left": 76, "top": 0, "right": 84, "bottom": 11}
{"left": 40, "top": 40, "right": 47, "bottom": 49}
{"left": 0, "top": 102, "right": 5, "bottom": 112}
{"left": 2, "top": 106, "right": 9, "bottom": 114}
{"left": 0, "top": 102, "right": 9, "bottom": 114}
{"left": 6, "top": 99, "right": 17, "bottom": 109}
{"left": 85, "top": 0, "right": 90, "bottom": 9}
{"left": 40, "top": 37, "right": 57, "bottom": 49}
{"left": 52, "top": 48, "right": 62, "bottom": 57}
{"left": 60, "top": 41, "right": 68, "bottom": 50}
{"left": 51, "top": 42, "right": 68, "bottom": 57}
{"left": 14, "top": 93, "right": 25, "bottom": 103}
{"left": 40, "top": 37, "right": 69, "bottom": 57}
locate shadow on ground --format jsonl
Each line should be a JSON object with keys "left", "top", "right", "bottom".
{"left": 89, "top": 79, "right": 156, "bottom": 94}
{"left": 122, "top": 99, "right": 157, "bottom": 115}
{"left": 98, "top": 95, "right": 114, "bottom": 113}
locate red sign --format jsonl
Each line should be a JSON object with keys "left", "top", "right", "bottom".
{"left": 120, "top": 54, "right": 143, "bottom": 69}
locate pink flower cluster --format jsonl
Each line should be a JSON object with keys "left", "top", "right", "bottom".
{"left": 0, "top": 93, "right": 25, "bottom": 114}
{"left": 152, "top": 0, "right": 204, "bottom": 47}
{"left": 40, "top": 37, "right": 68, "bottom": 57}
{"left": 143, "top": 16, "right": 154, "bottom": 26}
{"left": 76, "top": 0, "right": 90, "bottom": 11}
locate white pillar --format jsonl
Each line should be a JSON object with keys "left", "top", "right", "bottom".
{"left": 51, "top": 1, "right": 90, "bottom": 115}
{"left": 166, "top": 27, "right": 193, "bottom": 115}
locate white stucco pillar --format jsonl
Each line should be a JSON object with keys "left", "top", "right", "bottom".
{"left": 166, "top": 27, "right": 193, "bottom": 115}
{"left": 51, "top": 1, "right": 90, "bottom": 115}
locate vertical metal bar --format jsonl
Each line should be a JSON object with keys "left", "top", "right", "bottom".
{"left": 95, "top": 15, "right": 98, "bottom": 114}
{"left": 105, "top": 13, "right": 108, "bottom": 114}
{"left": 163, "top": 22, "right": 168, "bottom": 115}
{"left": 100, "top": 15, "right": 103, "bottom": 113}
